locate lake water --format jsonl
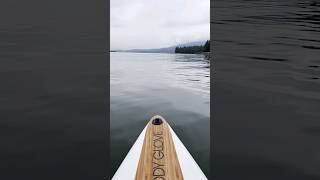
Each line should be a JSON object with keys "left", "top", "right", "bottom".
{"left": 0, "top": 0, "right": 108, "bottom": 179}
{"left": 213, "top": 0, "right": 320, "bottom": 179}
{"left": 110, "top": 52, "right": 210, "bottom": 176}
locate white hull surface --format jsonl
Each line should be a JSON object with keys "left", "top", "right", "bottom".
{"left": 112, "top": 115, "right": 207, "bottom": 180}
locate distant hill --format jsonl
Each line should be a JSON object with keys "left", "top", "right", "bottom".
{"left": 120, "top": 46, "right": 175, "bottom": 53}
{"left": 114, "top": 41, "right": 206, "bottom": 54}
{"left": 176, "top": 41, "right": 206, "bottom": 47}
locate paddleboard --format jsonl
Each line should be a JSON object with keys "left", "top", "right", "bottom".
{"left": 112, "top": 115, "right": 207, "bottom": 180}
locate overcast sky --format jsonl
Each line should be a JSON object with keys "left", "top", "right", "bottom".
{"left": 111, "top": 0, "right": 210, "bottom": 50}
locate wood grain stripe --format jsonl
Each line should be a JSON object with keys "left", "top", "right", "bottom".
{"left": 135, "top": 115, "right": 184, "bottom": 180}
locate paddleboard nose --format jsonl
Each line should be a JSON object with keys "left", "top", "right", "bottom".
{"left": 152, "top": 117, "right": 163, "bottom": 125}
{"left": 150, "top": 115, "right": 165, "bottom": 125}
{"left": 113, "top": 114, "right": 207, "bottom": 180}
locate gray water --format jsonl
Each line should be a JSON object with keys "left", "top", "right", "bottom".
{"left": 213, "top": 0, "right": 320, "bottom": 179}
{"left": 110, "top": 52, "right": 210, "bottom": 176}
{"left": 0, "top": 0, "right": 108, "bottom": 179}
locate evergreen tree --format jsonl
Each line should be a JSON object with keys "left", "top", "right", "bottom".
{"left": 203, "top": 40, "right": 210, "bottom": 52}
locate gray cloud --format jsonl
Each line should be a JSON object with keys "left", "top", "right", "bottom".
{"left": 111, "top": 0, "right": 210, "bottom": 50}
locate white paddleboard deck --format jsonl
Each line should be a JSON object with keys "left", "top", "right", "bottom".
{"left": 112, "top": 115, "right": 207, "bottom": 180}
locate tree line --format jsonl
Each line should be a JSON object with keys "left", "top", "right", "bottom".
{"left": 175, "top": 40, "right": 210, "bottom": 54}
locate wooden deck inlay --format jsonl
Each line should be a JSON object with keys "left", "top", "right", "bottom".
{"left": 135, "top": 115, "right": 184, "bottom": 180}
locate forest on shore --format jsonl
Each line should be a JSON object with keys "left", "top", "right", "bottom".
{"left": 175, "top": 40, "right": 210, "bottom": 54}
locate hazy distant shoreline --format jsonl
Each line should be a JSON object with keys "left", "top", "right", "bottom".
{"left": 111, "top": 40, "right": 210, "bottom": 54}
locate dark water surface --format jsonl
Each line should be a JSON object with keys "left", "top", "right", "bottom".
{"left": 110, "top": 52, "right": 210, "bottom": 176}
{"left": 0, "top": 0, "right": 108, "bottom": 179}
{"left": 213, "top": 0, "right": 320, "bottom": 179}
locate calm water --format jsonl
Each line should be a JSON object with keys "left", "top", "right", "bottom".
{"left": 0, "top": 0, "right": 107, "bottom": 179}
{"left": 213, "top": 0, "right": 320, "bottom": 179}
{"left": 110, "top": 52, "right": 210, "bottom": 176}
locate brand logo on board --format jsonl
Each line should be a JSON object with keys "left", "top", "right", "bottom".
{"left": 152, "top": 131, "right": 165, "bottom": 179}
